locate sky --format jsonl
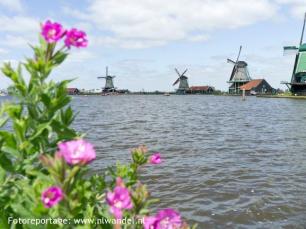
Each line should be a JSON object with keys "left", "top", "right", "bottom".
{"left": 0, "top": 0, "right": 306, "bottom": 92}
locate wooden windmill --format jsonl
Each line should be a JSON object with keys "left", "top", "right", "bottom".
{"left": 97, "top": 66, "right": 116, "bottom": 93}
{"left": 227, "top": 46, "right": 252, "bottom": 94}
{"left": 283, "top": 12, "right": 306, "bottom": 95}
{"left": 173, "top": 68, "right": 189, "bottom": 94}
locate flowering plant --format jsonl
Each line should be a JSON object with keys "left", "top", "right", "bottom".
{"left": 0, "top": 20, "right": 195, "bottom": 229}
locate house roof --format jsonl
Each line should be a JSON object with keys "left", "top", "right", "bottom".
{"left": 67, "top": 88, "right": 79, "bottom": 92}
{"left": 240, "top": 79, "right": 264, "bottom": 90}
{"left": 189, "top": 86, "right": 213, "bottom": 91}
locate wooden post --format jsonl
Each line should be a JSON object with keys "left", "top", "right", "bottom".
{"left": 242, "top": 89, "right": 246, "bottom": 101}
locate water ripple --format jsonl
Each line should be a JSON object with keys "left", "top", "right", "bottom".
{"left": 71, "top": 95, "right": 306, "bottom": 227}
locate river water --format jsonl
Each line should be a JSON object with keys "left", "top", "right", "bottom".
{"left": 72, "top": 95, "right": 306, "bottom": 228}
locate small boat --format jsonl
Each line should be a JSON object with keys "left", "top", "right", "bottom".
{"left": 163, "top": 93, "right": 170, "bottom": 96}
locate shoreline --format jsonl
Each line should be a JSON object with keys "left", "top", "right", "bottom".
{"left": 256, "top": 95, "right": 306, "bottom": 99}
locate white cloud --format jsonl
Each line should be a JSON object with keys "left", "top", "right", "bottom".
{"left": 0, "top": 16, "right": 38, "bottom": 33}
{"left": 188, "top": 34, "right": 210, "bottom": 42}
{"left": 92, "top": 35, "right": 166, "bottom": 49}
{"left": 0, "top": 0, "right": 23, "bottom": 12}
{"left": 65, "top": 0, "right": 278, "bottom": 48}
{"left": 0, "top": 47, "right": 8, "bottom": 54}
{"left": 67, "top": 50, "right": 96, "bottom": 62}
{"left": 276, "top": 0, "right": 306, "bottom": 18}
{"left": 0, "top": 15, "right": 39, "bottom": 50}
{"left": 0, "top": 34, "right": 33, "bottom": 47}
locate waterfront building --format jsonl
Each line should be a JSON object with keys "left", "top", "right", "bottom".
{"left": 173, "top": 68, "right": 189, "bottom": 94}
{"left": 240, "top": 79, "right": 274, "bottom": 95}
{"left": 97, "top": 66, "right": 116, "bottom": 93}
{"left": 67, "top": 88, "right": 80, "bottom": 95}
{"left": 188, "top": 86, "right": 214, "bottom": 94}
{"left": 227, "top": 46, "right": 252, "bottom": 94}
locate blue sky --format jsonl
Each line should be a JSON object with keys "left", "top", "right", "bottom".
{"left": 0, "top": 0, "right": 306, "bottom": 91}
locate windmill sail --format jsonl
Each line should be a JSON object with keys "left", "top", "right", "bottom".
{"left": 173, "top": 78, "right": 180, "bottom": 86}
{"left": 227, "top": 59, "right": 236, "bottom": 64}
{"left": 283, "top": 46, "right": 298, "bottom": 55}
{"left": 300, "top": 12, "right": 306, "bottom": 46}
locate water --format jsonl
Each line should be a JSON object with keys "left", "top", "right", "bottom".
{"left": 6, "top": 95, "right": 306, "bottom": 228}
{"left": 70, "top": 95, "right": 306, "bottom": 228}
{"left": 71, "top": 95, "right": 306, "bottom": 228}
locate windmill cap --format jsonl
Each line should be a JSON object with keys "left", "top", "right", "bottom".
{"left": 299, "top": 43, "right": 306, "bottom": 51}
{"left": 236, "top": 61, "right": 248, "bottom": 67}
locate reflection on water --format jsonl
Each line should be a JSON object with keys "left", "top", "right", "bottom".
{"left": 35, "top": 95, "right": 306, "bottom": 227}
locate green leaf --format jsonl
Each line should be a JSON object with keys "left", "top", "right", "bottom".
{"left": 41, "top": 93, "right": 51, "bottom": 108}
{"left": 27, "top": 105, "right": 39, "bottom": 119}
{"left": 0, "top": 210, "right": 9, "bottom": 229}
{"left": 29, "top": 121, "right": 52, "bottom": 141}
{"left": 0, "top": 117, "right": 8, "bottom": 128}
{"left": 51, "top": 96, "right": 71, "bottom": 111}
{"left": 1, "top": 63, "right": 17, "bottom": 82}
{"left": 0, "top": 167, "right": 6, "bottom": 183}
{"left": 39, "top": 34, "right": 47, "bottom": 50}
{"left": 1, "top": 146, "right": 21, "bottom": 158}
{"left": 0, "top": 131, "right": 16, "bottom": 147}
{"left": 0, "top": 152, "right": 14, "bottom": 172}
{"left": 11, "top": 202, "right": 34, "bottom": 218}
{"left": 52, "top": 51, "right": 68, "bottom": 66}
{"left": 3, "top": 103, "right": 22, "bottom": 119}
{"left": 13, "top": 118, "right": 27, "bottom": 139}
{"left": 61, "top": 106, "right": 75, "bottom": 125}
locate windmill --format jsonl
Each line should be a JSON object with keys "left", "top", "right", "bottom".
{"left": 282, "top": 12, "right": 306, "bottom": 95}
{"left": 173, "top": 68, "right": 189, "bottom": 94}
{"left": 227, "top": 46, "right": 252, "bottom": 94}
{"left": 97, "top": 66, "right": 116, "bottom": 93}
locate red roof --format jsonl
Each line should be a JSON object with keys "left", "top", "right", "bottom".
{"left": 240, "top": 79, "right": 263, "bottom": 90}
{"left": 189, "top": 86, "right": 212, "bottom": 91}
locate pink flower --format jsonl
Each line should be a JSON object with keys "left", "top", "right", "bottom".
{"left": 41, "top": 20, "right": 66, "bottom": 43}
{"left": 144, "top": 209, "right": 182, "bottom": 229}
{"left": 64, "top": 28, "right": 88, "bottom": 48}
{"left": 144, "top": 216, "right": 158, "bottom": 229}
{"left": 41, "top": 186, "right": 63, "bottom": 208}
{"left": 149, "top": 153, "right": 162, "bottom": 164}
{"left": 57, "top": 139, "right": 96, "bottom": 165}
{"left": 106, "top": 180, "right": 133, "bottom": 219}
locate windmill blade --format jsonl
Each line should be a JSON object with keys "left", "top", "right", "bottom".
{"left": 229, "top": 46, "right": 242, "bottom": 81}
{"left": 98, "top": 76, "right": 106, "bottom": 79}
{"left": 112, "top": 75, "right": 116, "bottom": 79}
{"left": 229, "top": 66, "right": 237, "bottom": 81}
{"left": 182, "top": 69, "right": 188, "bottom": 76}
{"left": 300, "top": 12, "right": 306, "bottom": 46}
{"left": 236, "top": 45, "right": 242, "bottom": 63}
{"left": 227, "top": 58, "right": 236, "bottom": 64}
{"left": 283, "top": 46, "right": 298, "bottom": 56}
{"left": 175, "top": 68, "right": 181, "bottom": 77}
{"left": 173, "top": 78, "right": 180, "bottom": 86}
